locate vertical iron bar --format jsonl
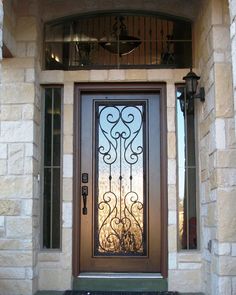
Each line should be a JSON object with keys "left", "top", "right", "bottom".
{"left": 117, "top": 16, "right": 120, "bottom": 69}
{"left": 101, "top": 16, "right": 104, "bottom": 65}
{"left": 139, "top": 16, "right": 141, "bottom": 65}
{"left": 133, "top": 15, "right": 135, "bottom": 65}
{"left": 167, "top": 21, "right": 170, "bottom": 61}
{"left": 130, "top": 165, "right": 132, "bottom": 191}
{"left": 149, "top": 16, "right": 152, "bottom": 64}
{"left": 109, "top": 164, "right": 111, "bottom": 192}
{"left": 119, "top": 135, "right": 122, "bottom": 219}
{"left": 156, "top": 17, "right": 158, "bottom": 64}
{"left": 144, "top": 16, "right": 146, "bottom": 65}
{"left": 109, "top": 16, "right": 112, "bottom": 67}
{"left": 97, "top": 16, "right": 100, "bottom": 66}
{"left": 161, "top": 20, "right": 164, "bottom": 64}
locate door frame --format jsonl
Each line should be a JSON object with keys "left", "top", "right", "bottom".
{"left": 73, "top": 83, "right": 168, "bottom": 278}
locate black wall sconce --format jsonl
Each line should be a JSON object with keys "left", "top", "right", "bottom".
{"left": 178, "top": 69, "right": 205, "bottom": 113}
{"left": 183, "top": 69, "right": 205, "bottom": 101}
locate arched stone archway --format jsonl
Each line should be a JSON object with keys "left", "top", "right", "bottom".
{"left": 40, "top": 0, "right": 201, "bottom": 22}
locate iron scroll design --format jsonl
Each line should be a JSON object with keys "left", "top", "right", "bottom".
{"left": 95, "top": 102, "right": 146, "bottom": 256}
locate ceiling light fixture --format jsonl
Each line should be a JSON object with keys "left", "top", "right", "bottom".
{"left": 99, "top": 16, "right": 141, "bottom": 56}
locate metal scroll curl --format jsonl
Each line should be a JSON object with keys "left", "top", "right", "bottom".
{"left": 96, "top": 103, "right": 146, "bottom": 255}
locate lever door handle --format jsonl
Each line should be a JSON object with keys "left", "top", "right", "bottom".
{"left": 82, "top": 186, "right": 88, "bottom": 215}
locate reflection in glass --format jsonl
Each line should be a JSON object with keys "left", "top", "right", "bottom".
{"left": 176, "top": 87, "right": 197, "bottom": 250}
{"left": 95, "top": 103, "right": 146, "bottom": 255}
{"left": 44, "top": 14, "right": 192, "bottom": 70}
{"left": 44, "top": 89, "right": 52, "bottom": 166}
{"left": 43, "top": 87, "right": 62, "bottom": 249}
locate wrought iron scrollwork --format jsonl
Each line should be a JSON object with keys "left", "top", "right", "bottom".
{"left": 95, "top": 103, "right": 146, "bottom": 256}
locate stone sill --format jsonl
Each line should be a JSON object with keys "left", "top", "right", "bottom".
{"left": 177, "top": 251, "right": 202, "bottom": 263}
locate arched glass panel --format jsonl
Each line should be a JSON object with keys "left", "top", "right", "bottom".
{"left": 44, "top": 12, "right": 192, "bottom": 70}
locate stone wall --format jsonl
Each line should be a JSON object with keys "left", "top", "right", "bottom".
{"left": 0, "top": 0, "right": 2, "bottom": 60}
{"left": 0, "top": 1, "right": 41, "bottom": 294}
{"left": 229, "top": 0, "right": 236, "bottom": 137}
{"left": 2, "top": 0, "right": 17, "bottom": 56}
{"left": 0, "top": 0, "right": 236, "bottom": 294}
{"left": 195, "top": 0, "right": 236, "bottom": 294}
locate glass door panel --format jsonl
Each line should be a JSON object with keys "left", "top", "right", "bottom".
{"left": 95, "top": 103, "right": 146, "bottom": 256}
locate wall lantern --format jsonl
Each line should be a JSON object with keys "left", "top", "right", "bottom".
{"left": 179, "top": 69, "right": 205, "bottom": 113}
{"left": 183, "top": 69, "right": 205, "bottom": 101}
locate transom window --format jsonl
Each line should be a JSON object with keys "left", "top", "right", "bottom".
{"left": 44, "top": 12, "right": 192, "bottom": 70}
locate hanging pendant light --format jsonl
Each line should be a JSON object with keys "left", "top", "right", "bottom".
{"left": 99, "top": 16, "right": 141, "bottom": 56}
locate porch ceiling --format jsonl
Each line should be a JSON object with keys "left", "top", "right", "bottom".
{"left": 40, "top": 0, "right": 202, "bottom": 22}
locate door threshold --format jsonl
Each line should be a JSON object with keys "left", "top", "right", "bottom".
{"left": 79, "top": 273, "right": 163, "bottom": 279}
{"left": 73, "top": 275, "right": 167, "bottom": 292}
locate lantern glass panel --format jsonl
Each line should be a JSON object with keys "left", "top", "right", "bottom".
{"left": 186, "top": 78, "right": 197, "bottom": 96}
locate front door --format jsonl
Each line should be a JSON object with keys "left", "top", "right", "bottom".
{"left": 74, "top": 84, "right": 167, "bottom": 276}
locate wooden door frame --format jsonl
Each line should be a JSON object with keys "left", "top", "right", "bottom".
{"left": 73, "top": 82, "right": 168, "bottom": 278}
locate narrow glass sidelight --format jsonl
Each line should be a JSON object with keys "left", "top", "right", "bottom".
{"left": 42, "top": 87, "right": 62, "bottom": 249}
{"left": 94, "top": 102, "right": 147, "bottom": 256}
{"left": 176, "top": 86, "right": 198, "bottom": 250}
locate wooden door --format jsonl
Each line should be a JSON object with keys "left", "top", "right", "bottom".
{"left": 73, "top": 84, "right": 167, "bottom": 276}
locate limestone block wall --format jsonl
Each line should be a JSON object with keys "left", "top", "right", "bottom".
{"left": 0, "top": 1, "right": 42, "bottom": 294}
{"left": 195, "top": 0, "right": 236, "bottom": 294}
{"left": 0, "top": 0, "right": 2, "bottom": 59}
{"left": 229, "top": 0, "right": 236, "bottom": 136}
{"left": 2, "top": 0, "right": 17, "bottom": 56}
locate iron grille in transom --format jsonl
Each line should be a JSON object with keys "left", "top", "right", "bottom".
{"left": 44, "top": 12, "right": 192, "bottom": 70}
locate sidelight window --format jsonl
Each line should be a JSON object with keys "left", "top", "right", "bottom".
{"left": 42, "top": 87, "right": 62, "bottom": 249}
{"left": 176, "top": 85, "right": 198, "bottom": 250}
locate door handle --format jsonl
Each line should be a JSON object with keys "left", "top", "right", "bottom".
{"left": 82, "top": 186, "right": 88, "bottom": 215}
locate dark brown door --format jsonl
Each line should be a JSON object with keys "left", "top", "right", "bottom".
{"left": 74, "top": 85, "right": 167, "bottom": 275}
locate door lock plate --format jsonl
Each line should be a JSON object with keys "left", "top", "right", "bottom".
{"left": 82, "top": 173, "right": 89, "bottom": 183}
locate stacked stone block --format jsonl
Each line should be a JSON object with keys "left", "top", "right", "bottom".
{"left": 0, "top": 0, "right": 2, "bottom": 60}
{"left": 195, "top": 0, "right": 236, "bottom": 294}
{"left": 229, "top": 0, "right": 236, "bottom": 135}
{"left": 0, "top": 0, "right": 41, "bottom": 294}
{"left": 3, "top": 0, "right": 17, "bottom": 57}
